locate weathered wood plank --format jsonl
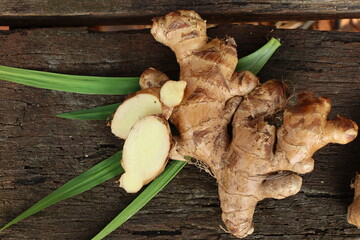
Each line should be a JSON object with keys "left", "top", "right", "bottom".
{"left": 0, "top": 1, "right": 360, "bottom": 26}
{"left": 0, "top": 25, "right": 360, "bottom": 239}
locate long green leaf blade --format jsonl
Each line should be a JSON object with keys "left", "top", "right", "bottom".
{"left": 0, "top": 151, "right": 123, "bottom": 232}
{"left": 236, "top": 37, "right": 281, "bottom": 75}
{"left": 0, "top": 65, "right": 140, "bottom": 95}
{"left": 92, "top": 160, "right": 187, "bottom": 240}
{"left": 57, "top": 103, "right": 121, "bottom": 120}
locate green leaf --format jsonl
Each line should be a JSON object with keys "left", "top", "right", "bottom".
{"left": 0, "top": 65, "right": 140, "bottom": 95}
{"left": 236, "top": 37, "right": 281, "bottom": 75}
{"left": 92, "top": 160, "right": 187, "bottom": 240}
{"left": 0, "top": 151, "right": 123, "bottom": 232}
{"left": 57, "top": 103, "right": 121, "bottom": 120}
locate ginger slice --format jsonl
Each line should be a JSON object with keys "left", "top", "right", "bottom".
{"left": 110, "top": 88, "right": 162, "bottom": 139}
{"left": 160, "top": 80, "right": 187, "bottom": 107}
{"left": 119, "top": 116, "right": 171, "bottom": 193}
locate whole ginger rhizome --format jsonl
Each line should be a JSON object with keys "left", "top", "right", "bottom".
{"left": 109, "top": 10, "right": 358, "bottom": 238}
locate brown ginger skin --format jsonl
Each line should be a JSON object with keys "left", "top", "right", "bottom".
{"left": 348, "top": 174, "right": 360, "bottom": 228}
{"left": 118, "top": 10, "right": 358, "bottom": 238}
{"left": 139, "top": 67, "right": 169, "bottom": 89}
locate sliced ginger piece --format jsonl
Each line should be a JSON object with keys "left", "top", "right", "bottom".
{"left": 119, "top": 116, "right": 171, "bottom": 193}
{"left": 160, "top": 80, "right": 187, "bottom": 107}
{"left": 111, "top": 89, "right": 163, "bottom": 139}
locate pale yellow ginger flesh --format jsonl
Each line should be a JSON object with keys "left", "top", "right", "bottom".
{"left": 119, "top": 116, "right": 171, "bottom": 193}
{"left": 111, "top": 88, "right": 162, "bottom": 139}
{"left": 348, "top": 174, "right": 360, "bottom": 228}
{"left": 160, "top": 80, "right": 187, "bottom": 107}
{"left": 111, "top": 10, "right": 358, "bottom": 238}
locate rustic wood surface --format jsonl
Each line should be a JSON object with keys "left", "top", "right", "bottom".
{"left": 1, "top": 0, "right": 360, "bottom": 26}
{"left": 0, "top": 24, "right": 360, "bottom": 239}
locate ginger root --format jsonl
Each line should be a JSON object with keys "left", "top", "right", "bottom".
{"left": 111, "top": 10, "right": 358, "bottom": 238}
{"left": 348, "top": 174, "right": 360, "bottom": 228}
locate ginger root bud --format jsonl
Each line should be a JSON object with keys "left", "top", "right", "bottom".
{"left": 139, "top": 67, "right": 169, "bottom": 89}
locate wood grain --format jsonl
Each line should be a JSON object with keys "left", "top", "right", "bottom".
{"left": 0, "top": 0, "right": 360, "bottom": 26}
{"left": 0, "top": 24, "right": 360, "bottom": 239}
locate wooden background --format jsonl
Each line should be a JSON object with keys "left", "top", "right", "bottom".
{"left": 1, "top": 1, "right": 360, "bottom": 239}
{"left": 1, "top": 0, "right": 360, "bottom": 26}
